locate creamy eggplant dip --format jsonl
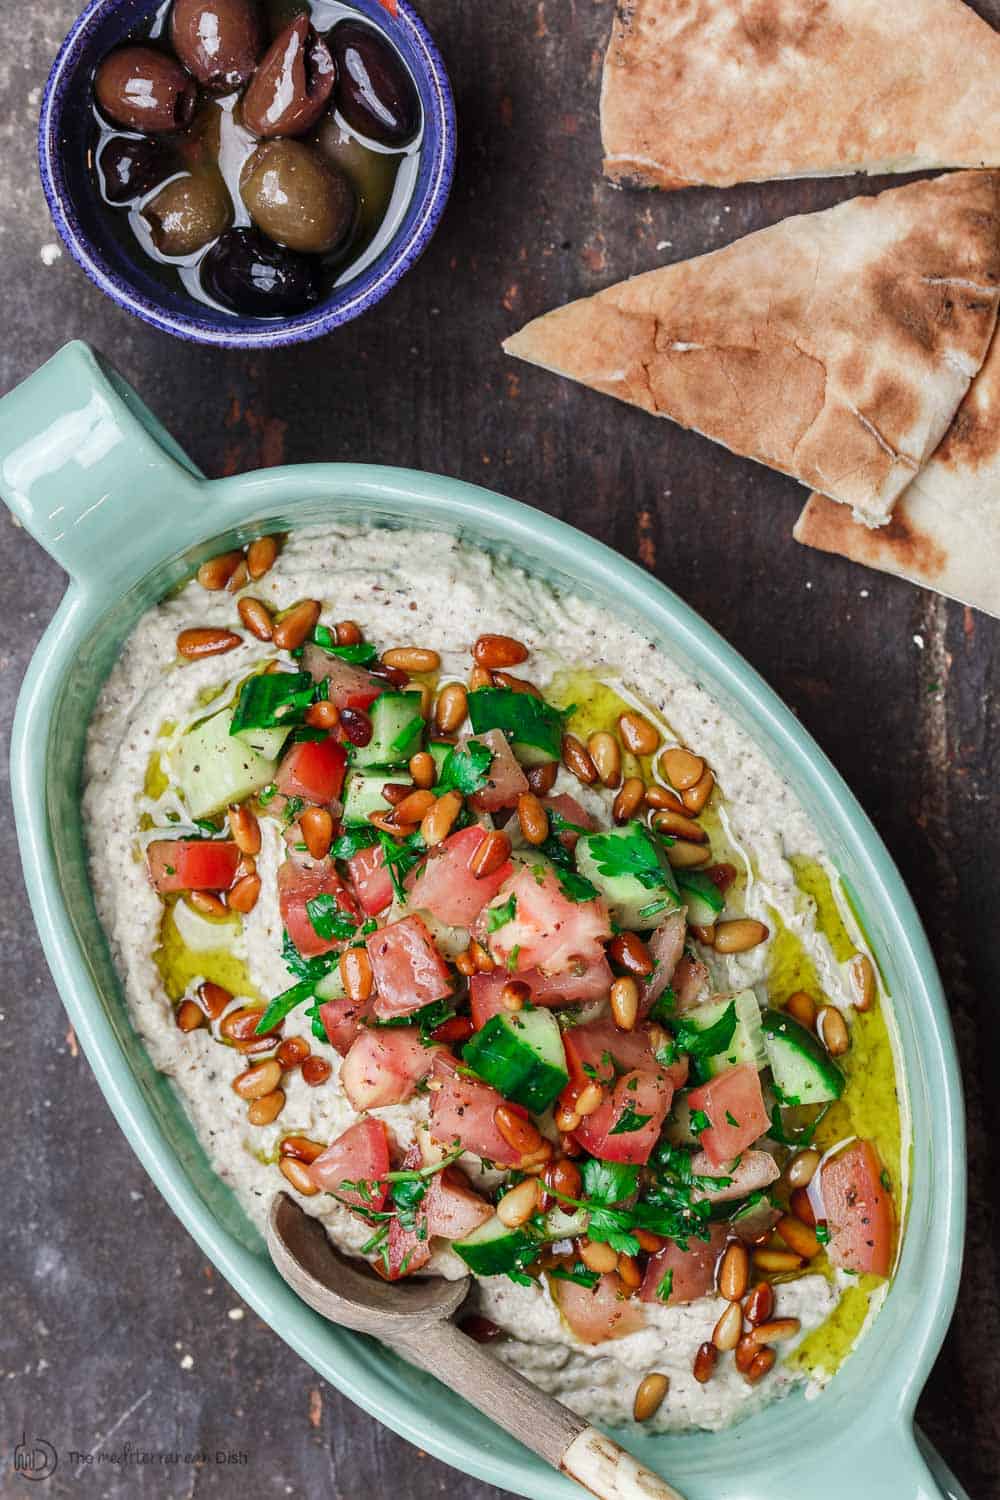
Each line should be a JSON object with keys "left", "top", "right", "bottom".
{"left": 84, "top": 524, "right": 905, "bottom": 1433}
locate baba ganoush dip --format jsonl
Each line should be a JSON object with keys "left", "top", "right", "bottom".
{"left": 84, "top": 524, "right": 906, "bottom": 1434}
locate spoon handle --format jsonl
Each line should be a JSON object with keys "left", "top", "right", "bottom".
{"left": 393, "top": 1320, "right": 686, "bottom": 1500}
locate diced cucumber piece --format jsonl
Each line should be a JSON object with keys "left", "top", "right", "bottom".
{"left": 453, "top": 1214, "right": 538, "bottom": 1278}
{"left": 314, "top": 969, "right": 346, "bottom": 1002}
{"left": 427, "top": 740, "right": 454, "bottom": 779}
{"left": 664, "top": 1092, "right": 701, "bottom": 1146}
{"left": 761, "top": 1008, "right": 845, "bottom": 1105}
{"left": 463, "top": 1008, "right": 569, "bottom": 1113}
{"left": 342, "top": 770, "right": 412, "bottom": 824}
{"left": 683, "top": 989, "right": 766, "bottom": 1076}
{"left": 352, "top": 691, "right": 425, "bottom": 768}
{"left": 575, "top": 820, "right": 680, "bottom": 930}
{"left": 234, "top": 723, "right": 291, "bottom": 761}
{"left": 467, "top": 687, "right": 562, "bottom": 766}
{"left": 171, "top": 709, "right": 278, "bottom": 818}
{"left": 675, "top": 869, "right": 725, "bottom": 927}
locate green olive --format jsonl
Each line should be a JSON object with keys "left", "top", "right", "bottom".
{"left": 313, "top": 119, "right": 401, "bottom": 237}
{"left": 144, "top": 171, "right": 233, "bottom": 257}
{"left": 239, "top": 139, "right": 355, "bottom": 255}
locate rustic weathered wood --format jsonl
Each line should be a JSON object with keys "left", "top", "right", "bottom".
{"left": 1, "top": 2, "right": 998, "bottom": 1497}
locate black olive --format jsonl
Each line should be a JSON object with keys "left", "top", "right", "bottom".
{"left": 330, "top": 20, "right": 419, "bottom": 147}
{"left": 170, "top": 0, "right": 265, "bottom": 92}
{"left": 94, "top": 45, "right": 197, "bottom": 133}
{"left": 98, "top": 136, "right": 177, "bottom": 204}
{"left": 201, "top": 226, "right": 322, "bottom": 316}
{"left": 242, "top": 15, "right": 336, "bottom": 138}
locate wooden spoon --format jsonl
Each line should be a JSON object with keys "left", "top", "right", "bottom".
{"left": 268, "top": 1193, "right": 686, "bottom": 1500}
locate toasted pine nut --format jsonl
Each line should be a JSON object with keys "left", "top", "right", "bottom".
{"left": 176, "top": 999, "right": 205, "bottom": 1032}
{"left": 187, "top": 890, "right": 229, "bottom": 918}
{"left": 743, "top": 1281, "right": 774, "bottom": 1327}
{"left": 704, "top": 862, "right": 738, "bottom": 893}
{"left": 735, "top": 1334, "right": 759, "bottom": 1373}
{"left": 644, "top": 784, "right": 686, "bottom": 814}
{"left": 554, "top": 1103, "right": 582, "bottom": 1133}
{"left": 753, "top": 1249, "right": 804, "bottom": 1274}
{"left": 248, "top": 1089, "right": 285, "bottom": 1125}
{"left": 579, "top": 1239, "right": 618, "bottom": 1274}
{"left": 618, "top": 711, "right": 660, "bottom": 756}
{"left": 744, "top": 1346, "right": 777, "bottom": 1385}
{"left": 608, "top": 932, "right": 654, "bottom": 976}
{"left": 300, "top": 807, "right": 334, "bottom": 861}
{"left": 712, "top": 1299, "right": 744, "bottom": 1352}
{"left": 526, "top": 761, "right": 558, "bottom": 796}
{"left": 777, "top": 1214, "right": 820, "bottom": 1260}
{"left": 421, "top": 790, "right": 463, "bottom": 846}
{"left": 473, "top": 634, "right": 529, "bottom": 669}
{"left": 433, "top": 682, "right": 468, "bottom": 734}
{"left": 786, "top": 1149, "right": 821, "bottom": 1190}
{"left": 233, "top": 1058, "right": 282, "bottom": 1099}
{"left": 454, "top": 948, "right": 476, "bottom": 978}
{"left": 751, "top": 1318, "right": 801, "bottom": 1344}
{"left": 575, "top": 1081, "right": 604, "bottom": 1117}
{"left": 334, "top": 620, "right": 362, "bottom": 646}
{"left": 302, "top": 1057, "right": 331, "bottom": 1089}
{"left": 491, "top": 670, "right": 541, "bottom": 696}
{"left": 237, "top": 596, "right": 274, "bottom": 640}
{"left": 469, "top": 665, "right": 492, "bottom": 691}
{"left": 618, "top": 1253, "right": 642, "bottom": 1290}
{"left": 611, "top": 776, "right": 645, "bottom": 824}
{"left": 177, "top": 627, "right": 242, "bottom": 659}
{"left": 227, "top": 802, "right": 261, "bottom": 856}
{"left": 469, "top": 939, "right": 494, "bottom": 972}
{"left": 714, "top": 919, "right": 769, "bottom": 953}
{"left": 682, "top": 769, "right": 715, "bottom": 815}
{"left": 273, "top": 599, "right": 321, "bottom": 652}
{"left": 659, "top": 747, "right": 705, "bottom": 791}
{"left": 381, "top": 782, "right": 411, "bottom": 807}
{"left": 279, "top": 1134, "right": 324, "bottom": 1164}
{"left": 497, "top": 1178, "right": 540, "bottom": 1228}
{"left": 226, "top": 559, "right": 249, "bottom": 594}
{"left": 666, "top": 840, "right": 712, "bottom": 869}
{"left": 277, "top": 1036, "right": 310, "bottom": 1069}
{"left": 588, "top": 731, "right": 622, "bottom": 788}
{"left": 785, "top": 990, "right": 817, "bottom": 1030}
{"left": 500, "top": 980, "right": 530, "bottom": 1012}
{"left": 691, "top": 923, "right": 716, "bottom": 946}
{"left": 198, "top": 550, "right": 244, "bottom": 591}
{"left": 279, "top": 1156, "right": 318, "bottom": 1195}
{"left": 409, "top": 751, "right": 436, "bottom": 789}
{"left": 393, "top": 789, "right": 437, "bottom": 825}
{"left": 227, "top": 873, "right": 261, "bottom": 913}
{"left": 198, "top": 981, "right": 232, "bottom": 1020}
{"left": 383, "top": 646, "right": 440, "bottom": 673}
{"left": 306, "top": 700, "right": 339, "bottom": 731}
{"left": 246, "top": 535, "right": 278, "bottom": 580}
{"left": 369, "top": 811, "right": 416, "bottom": 837}
{"left": 850, "top": 952, "right": 876, "bottom": 1012}
{"left": 789, "top": 1188, "right": 816, "bottom": 1228}
{"left": 220, "top": 1006, "right": 278, "bottom": 1053}
{"left": 633, "top": 1373, "right": 669, "bottom": 1422}
{"left": 561, "top": 733, "right": 597, "bottom": 785}
{"left": 718, "top": 1241, "right": 750, "bottom": 1302}
{"left": 693, "top": 1342, "right": 718, "bottom": 1384}
{"left": 654, "top": 809, "right": 708, "bottom": 843}
{"left": 610, "top": 976, "right": 639, "bottom": 1031}
{"left": 517, "top": 792, "right": 549, "bottom": 845}
{"left": 470, "top": 830, "right": 512, "bottom": 878}
{"left": 543, "top": 1157, "right": 582, "bottom": 1203}
{"left": 817, "top": 1005, "right": 850, "bottom": 1056}
{"left": 340, "top": 947, "right": 373, "bottom": 1002}
{"left": 494, "top": 1104, "right": 543, "bottom": 1156}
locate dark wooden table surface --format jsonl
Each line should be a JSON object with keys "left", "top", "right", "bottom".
{"left": 2, "top": 2, "right": 998, "bottom": 1496}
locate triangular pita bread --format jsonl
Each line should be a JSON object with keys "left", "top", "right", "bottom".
{"left": 794, "top": 328, "right": 1000, "bottom": 617}
{"left": 602, "top": 0, "right": 1000, "bottom": 190}
{"left": 504, "top": 172, "right": 1000, "bottom": 524}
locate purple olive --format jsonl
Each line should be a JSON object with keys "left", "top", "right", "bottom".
{"left": 170, "top": 0, "right": 265, "bottom": 92}
{"left": 330, "top": 20, "right": 419, "bottom": 147}
{"left": 201, "top": 227, "right": 322, "bottom": 316}
{"left": 242, "top": 15, "right": 336, "bottom": 138}
{"left": 98, "top": 136, "right": 177, "bottom": 204}
{"left": 94, "top": 45, "right": 197, "bottom": 133}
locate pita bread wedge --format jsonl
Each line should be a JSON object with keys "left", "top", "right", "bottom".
{"left": 794, "top": 329, "right": 1000, "bottom": 617}
{"left": 504, "top": 171, "right": 1000, "bottom": 524}
{"left": 602, "top": 0, "right": 1000, "bottom": 191}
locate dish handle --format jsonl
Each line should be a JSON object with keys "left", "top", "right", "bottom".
{"left": 780, "top": 1422, "right": 969, "bottom": 1500}
{"left": 0, "top": 341, "right": 204, "bottom": 589}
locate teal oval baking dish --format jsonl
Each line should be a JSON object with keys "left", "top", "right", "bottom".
{"left": 0, "top": 342, "right": 968, "bottom": 1500}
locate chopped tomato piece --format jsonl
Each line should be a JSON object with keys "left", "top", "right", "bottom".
{"left": 639, "top": 911, "right": 686, "bottom": 1016}
{"left": 542, "top": 794, "right": 597, "bottom": 848}
{"left": 405, "top": 824, "right": 513, "bottom": 927}
{"left": 367, "top": 914, "right": 452, "bottom": 1020}
{"left": 278, "top": 859, "right": 356, "bottom": 959}
{"left": 423, "top": 1166, "right": 494, "bottom": 1240}
{"left": 381, "top": 1143, "right": 432, "bottom": 1280}
{"left": 347, "top": 842, "right": 394, "bottom": 917}
{"left": 687, "top": 1064, "right": 769, "bottom": 1167}
{"left": 146, "top": 838, "right": 241, "bottom": 894}
{"left": 340, "top": 1027, "right": 443, "bottom": 1110}
{"left": 640, "top": 1224, "right": 728, "bottom": 1305}
{"left": 428, "top": 1054, "right": 521, "bottom": 1166}
{"left": 822, "top": 1140, "right": 894, "bottom": 1276}
{"left": 690, "top": 1149, "right": 780, "bottom": 1203}
{"left": 302, "top": 646, "right": 384, "bottom": 710}
{"left": 318, "top": 995, "right": 372, "bottom": 1055}
{"left": 574, "top": 1068, "right": 674, "bottom": 1165}
{"left": 466, "top": 730, "right": 529, "bottom": 813}
{"left": 673, "top": 954, "right": 711, "bottom": 1011}
{"left": 562, "top": 1017, "right": 663, "bottom": 1087}
{"left": 479, "top": 865, "right": 611, "bottom": 975}
{"left": 554, "top": 1272, "right": 645, "bottom": 1344}
{"left": 276, "top": 737, "right": 348, "bottom": 805}
{"left": 308, "top": 1118, "right": 390, "bottom": 1208}
{"left": 469, "top": 957, "right": 613, "bottom": 1030}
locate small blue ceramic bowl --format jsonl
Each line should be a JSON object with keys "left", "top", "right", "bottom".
{"left": 39, "top": 0, "right": 455, "bottom": 348}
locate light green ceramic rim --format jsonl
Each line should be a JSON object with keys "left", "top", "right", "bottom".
{"left": 10, "top": 458, "right": 965, "bottom": 1499}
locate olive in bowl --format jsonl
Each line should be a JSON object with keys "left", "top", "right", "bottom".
{"left": 40, "top": 0, "right": 455, "bottom": 346}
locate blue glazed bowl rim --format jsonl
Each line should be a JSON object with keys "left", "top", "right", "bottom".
{"left": 37, "top": 0, "right": 456, "bottom": 348}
